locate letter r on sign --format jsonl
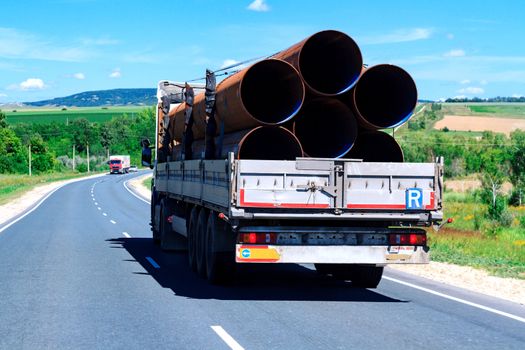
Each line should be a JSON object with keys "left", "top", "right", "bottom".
{"left": 406, "top": 188, "right": 423, "bottom": 210}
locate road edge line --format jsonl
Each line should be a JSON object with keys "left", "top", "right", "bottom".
{"left": 123, "top": 179, "right": 150, "bottom": 204}
{"left": 383, "top": 276, "right": 525, "bottom": 324}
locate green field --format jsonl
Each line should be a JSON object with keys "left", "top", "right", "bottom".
{"left": 468, "top": 104, "right": 525, "bottom": 117}
{"left": 4, "top": 106, "right": 147, "bottom": 124}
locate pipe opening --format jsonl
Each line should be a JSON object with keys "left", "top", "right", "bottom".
{"left": 294, "top": 98, "right": 357, "bottom": 158}
{"left": 354, "top": 64, "right": 417, "bottom": 129}
{"left": 299, "top": 30, "right": 362, "bottom": 95}
{"left": 343, "top": 131, "right": 404, "bottom": 162}
{"left": 238, "top": 127, "right": 303, "bottom": 160}
{"left": 241, "top": 60, "right": 305, "bottom": 125}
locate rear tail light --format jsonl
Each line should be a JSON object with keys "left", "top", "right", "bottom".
{"left": 389, "top": 233, "right": 426, "bottom": 246}
{"left": 239, "top": 232, "right": 277, "bottom": 244}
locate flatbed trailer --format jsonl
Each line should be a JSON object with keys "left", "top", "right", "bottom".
{"left": 150, "top": 151, "right": 443, "bottom": 287}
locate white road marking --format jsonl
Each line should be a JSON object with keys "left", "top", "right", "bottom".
{"left": 97, "top": 207, "right": 101, "bottom": 210}
{"left": 0, "top": 173, "right": 107, "bottom": 234}
{"left": 110, "top": 220, "right": 116, "bottom": 224}
{"left": 123, "top": 179, "right": 150, "bottom": 204}
{"left": 122, "top": 232, "right": 131, "bottom": 238}
{"left": 94, "top": 202, "right": 98, "bottom": 205}
{"left": 211, "top": 326, "right": 245, "bottom": 350}
{"left": 383, "top": 276, "right": 525, "bottom": 324}
{"left": 103, "top": 213, "right": 107, "bottom": 217}
{"left": 145, "top": 256, "right": 160, "bottom": 269}
{"left": 92, "top": 197, "right": 95, "bottom": 201}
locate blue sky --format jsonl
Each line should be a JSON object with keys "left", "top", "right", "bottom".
{"left": 1, "top": 0, "right": 524, "bottom": 102}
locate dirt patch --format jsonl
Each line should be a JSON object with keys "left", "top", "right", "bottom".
{"left": 445, "top": 179, "right": 513, "bottom": 193}
{"left": 434, "top": 115, "right": 525, "bottom": 135}
{"left": 127, "top": 173, "right": 152, "bottom": 201}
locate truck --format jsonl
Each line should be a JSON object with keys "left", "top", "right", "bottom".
{"left": 145, "top": 81, "right": 444, "bottom": 287}
{"left": 109, "top": 155, "right": 130, "bottom": 174}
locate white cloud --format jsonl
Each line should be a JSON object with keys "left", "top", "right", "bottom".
{"left": 512, "top": 94, "right": 524, "bottom": 98}
{"left": 360, "top": 28, "right": 433, "bottom": 45}
{"left": 0, "top": 27, "right": 91, "bottom": 62}
{"left": 444, "top": 49, "right": 466, "bottom": 57}
{"left": 0, "top": 93, "right": 7, "bottom": 97}
{"left": 73, "top": 72, "right": 85, "bottom": 80}
{"left": 247, "top": 0, "right": 270, "bottom": 12}
{"left": 221, "top": 59, "right": 240, "bottom": 69}
{"left": 7, "top": 78, "right": 47, "bottom": 91}
{"left": 457, "top": 86, "right": 484, "bottom": 95}
{"left": 460, "top": 79, "right": 471, "bottom": 84}
{"left": 109, "top": 68, "right": 121, "bottom": 78}
{"left": 80, "top": 37, "right": 120, "bottom": 46}
{"left": 479, "top": 79, "right": 488, "bottom": 85}
{"left": 446, "top": 33, "right": 455, "bottom": 40}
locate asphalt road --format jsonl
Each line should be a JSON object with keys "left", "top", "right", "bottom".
{"left": 1, "top": 171, "right": 524, "bottom": 349}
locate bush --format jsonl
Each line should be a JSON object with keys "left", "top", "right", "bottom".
{"left": 77, "top": 163, "right": 88, "bottom": 173}
{"left": 482, "top": 221, "right": 503, "bottom": 238}
{"left": 498, "top": 210, "right": 514, "bottom": 227}
{"left": 520, "top": 215, "right": 525, "bottom": 229}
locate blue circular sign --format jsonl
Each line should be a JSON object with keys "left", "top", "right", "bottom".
{"left": 241, "top": 249, "right": 251, "bottom": 258}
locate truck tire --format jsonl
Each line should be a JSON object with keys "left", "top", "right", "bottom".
{"left": 349, "top": 265, "right": 384, "bottom": 288}
{"left": 205, "top": 211, "right": 234, "bottom": 284}
{"left": 196, "top": 208, "right": 209, "bottom": 278}
{"left": 188, "top": 206, "right": 200, "bottom": 272}
{"left": 151, "top": 191, "right": 160, "bottom": 245}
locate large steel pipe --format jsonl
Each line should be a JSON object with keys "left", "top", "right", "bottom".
{"left": 170, "top": 59, "right": 305, "bottom": 142}
{"left": 174, "top": 126, "right": 303, "bottom": 160}
{"left": 351, "top": 64, "right": 417, "bottom": 129}
{"left": 273, "top": 30, "right": 362, "bottom": 96}
{"left": 293, "top": 98, "right": 358, "bottom": 158}
{"left": 343, "top": 131, "right": 404, "bottom": 162}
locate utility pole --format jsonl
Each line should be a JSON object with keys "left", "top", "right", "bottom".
{"left": 87, "top": 143, "right": 90, "bottom": 173}
{"left": 28, "top": 143, "right": 32, "bottom": 176}
{"left": 72, "top": 145, "right": 76, "bottom": 171}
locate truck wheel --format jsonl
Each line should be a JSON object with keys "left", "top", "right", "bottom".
{"left": 349, "top": 265, "right": 384, "bottom": 288}
{"left": 151, "top": 191, "right": 160, "bottom": 245}
{"left": 159, "top": 200, "right": 172, "bottom": 251}
{"left": 188, "top": 206, "right": 200, "bottom": 272}
{"left": 196, "top": 208, "right": 209, "bottom": 278}
{"left": 205, "top": 211, "right": 234, "bottom": 284}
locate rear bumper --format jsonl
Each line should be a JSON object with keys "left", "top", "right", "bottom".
{"left": 235, "top": 244, "right": 429, "bottom": 264}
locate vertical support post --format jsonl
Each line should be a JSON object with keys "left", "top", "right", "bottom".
{"left": 204, "top": 69, "right": 217, "bottom": 159}
{"left": 28, "top": 144, "right": 32, "bottom": 176}
{"left": 72, "top": 145, "right": 76, "bottom": 170}
{"left": 87, "top": 143, "right": 90, "bottom": 173}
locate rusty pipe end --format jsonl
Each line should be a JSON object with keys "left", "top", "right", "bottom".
{"left": 343, "top": 131, "right": 404, "bottom": 162}
{"left": 299, "top": 30, "right": 362, "bottom": 96}
{"left": 293, "top": 98, "right": 358, "bottom": 158}
{"left": 240, "top": 59, "right": 305, "bottom": 125}
{"left": 353, "top": 64, "right": 418, "bottom": 129}
{"left": 238, "top": 126, "right": 303, "bottom": 160}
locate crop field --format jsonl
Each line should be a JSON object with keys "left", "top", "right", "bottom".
{"left": 4, "top": 106, "right": 147, "bottom": 124}
{"left": 468, "top": 104, "right": 525, "bottom": 117}
{"left": 433, "top": 115, "right": 525, "bottom": 135}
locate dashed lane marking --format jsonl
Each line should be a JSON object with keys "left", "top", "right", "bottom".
{"left": 97, "top": 207, "right": 101, "bottom": 210}
{"left": 110, "top": 220, "right": 116, "bottom": 224}
{"left": 145, "top": 257, "right": 160, "bottom": 269}
{"left": 103, "top": 213, "right": 107, "bottom": 217}
{"left": 211, "top": 326, "right": 245, "bottom": 350}
{"left": 122, "top": 232, "right": 131, "bottom": 238}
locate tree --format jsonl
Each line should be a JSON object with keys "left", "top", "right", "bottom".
{"left": 0, "top": 128, "right": 27, "bottom": 173}
{"left": 0, "top": 110, "right": 7, "bottom": 128}
{"left": 70, "top": 118, "right": 97, "bottom": 153}
{"left": 29, "top": 133, "right": 55, "bottom": 173}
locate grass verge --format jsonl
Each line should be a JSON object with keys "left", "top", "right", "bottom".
{"left": 0, "top": 171, "right": 102, "bottom": 205}
{"left": 429, "top": 191, "right": 525, "bottom": 279}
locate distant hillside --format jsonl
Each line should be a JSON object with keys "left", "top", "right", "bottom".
{"left": 25, "top": 88, "right": 156, "bottom": 107}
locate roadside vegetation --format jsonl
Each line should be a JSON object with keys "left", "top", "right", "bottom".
{"left": 400, "top": 103, "right": 525, "bottom": 279}
{"left": 0, "top": 172, "right": 102, "bottom": 205}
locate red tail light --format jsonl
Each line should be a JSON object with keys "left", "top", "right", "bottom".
{"left": 239, "top": 233, "right": 277, "bottom": 244}
{"left": 390, "top": 233, "right": 426, "bottom": 246}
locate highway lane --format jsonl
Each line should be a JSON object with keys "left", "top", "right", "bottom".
{"left": 1, "top": 171, "right": 524, "bottom": 349}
